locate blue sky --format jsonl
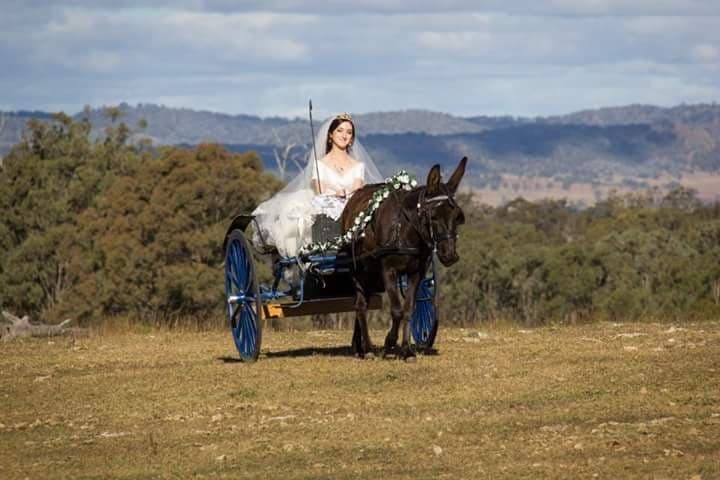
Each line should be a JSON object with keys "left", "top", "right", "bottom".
{"left": 2, "top": 1, "right": 719, "bottom": 119}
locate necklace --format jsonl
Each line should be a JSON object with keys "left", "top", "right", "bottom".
{"left": 328, "top": 159, "right": 345, "bottom": 174}
{"left": 325, "top": 154, "right": 349, "bottom": 174}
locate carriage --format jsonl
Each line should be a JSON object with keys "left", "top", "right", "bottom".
{"left": 222, "top": 213, "right": 439, "bottom": 361}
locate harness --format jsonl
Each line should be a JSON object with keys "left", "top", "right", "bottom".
{"left": 385, "top": 187, "right": 458, "bottom": 253}
{"left": 342, "top": 189, "right": 447, "bottom": 316}
{"left": 347, "top": 186, "right": 459, "bottom": 268}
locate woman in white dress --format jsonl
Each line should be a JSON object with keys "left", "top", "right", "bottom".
{"left": 252, "top": 113, "right": 383, "bottom": 256}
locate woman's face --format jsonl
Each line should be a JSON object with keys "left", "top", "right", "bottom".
{"left": 329, "top": 121, "right": 354, "bottom": 151}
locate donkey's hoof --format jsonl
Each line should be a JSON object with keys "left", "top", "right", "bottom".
{"left": 363, "top": 351, "right": 376, "bottom": 360}
{"left": 404, "top": 355, "right": 417, "bottom": 363}
{"left": 399, "top": 346, "right": 416, "bottom": 362}
{"left": 382, "top": 344, "right": 398, "bottom": 359}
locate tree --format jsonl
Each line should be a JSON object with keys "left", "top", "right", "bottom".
{"left": 60, "top": 144, "right": 282, "bottom": 323}
{"left": 0, "top": 113, "right": 106, "bottom": 317}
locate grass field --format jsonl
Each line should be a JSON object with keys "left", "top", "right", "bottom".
{"left": 1, "top": 321, "right": 719, "bottom": 479}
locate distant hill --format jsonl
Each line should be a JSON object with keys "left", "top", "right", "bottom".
{"left": 2, "top": 103, "right": 720, "bottom": 202}
{"left": 546, "top": 103, "right": 720, "bottom": 129}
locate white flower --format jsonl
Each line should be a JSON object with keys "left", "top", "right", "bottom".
{"left": 358, "top": 211, "right": 364, "bottom": 217}
{"left": 410, "top": 179, "right": 418, "bottom": 187}
{"left": 404, "top": 184, "right": 412, "bottom": 191}
{"left": 354, "top": 217, "right": 361, "bottom": 225}
{"left": 399, "top": 174, "right": 409, "bottom": 183}
{"left": 383, "top": 191, "right": 389, "bottom": 198}
{"left": 394, "top": 183, "right": 400, "bottom": 189}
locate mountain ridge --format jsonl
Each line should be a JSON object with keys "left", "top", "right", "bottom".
{"left": 2, "top": 102, "right": 719, "bottom": 203}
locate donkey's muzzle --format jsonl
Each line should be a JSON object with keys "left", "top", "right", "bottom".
{"left": 438, "top": 252, "right": 459, "bottom": 267}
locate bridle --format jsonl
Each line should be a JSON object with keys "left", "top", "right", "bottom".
{"left": 415, "top": 188, "right": 460, "bottom": 251}
{"left": 359, "top": 185, "right": 460, "bottom": 266}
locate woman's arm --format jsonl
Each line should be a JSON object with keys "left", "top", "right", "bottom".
{"left": 350, "top": 177, "right": 364, "bottom": 193}
{"left": 348, "top": 163, "right": 365, "bottom": 194}
{"left": 312, "top": 179, "right": 346, "bottom": 197}
{"left": 311, "top": 159, "right": 344, "bottom": 196}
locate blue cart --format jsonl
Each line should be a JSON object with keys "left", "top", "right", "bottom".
{"left": 223, "top": 215, "right": 438, "bottom": 361}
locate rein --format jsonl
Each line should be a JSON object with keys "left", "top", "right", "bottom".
{"left": 388, "top": 187, "right": 457, "bottom": 252}
{"left": 347, "top": 184, "right": 458, "bottom": 265}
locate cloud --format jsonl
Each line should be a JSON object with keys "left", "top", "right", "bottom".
{"left": 162, "top": 11, "right": 313, "bottom": 62}
{"left": 1, "top": 2, "right": 719, "bottom": 117}
{"left": 10, "top": 0, "right": 720, "bottom": 17}
{"left": 46, "top": 9, "right": 99, "bottom": 35}
{"left": 202, "top": 0, "right": 720, "bottom": 16}
{"left": 416, "top": 31, "right": 493, "bottom": 53}
{"left": 691, "top": 44, "right": 719, "bottom": 63}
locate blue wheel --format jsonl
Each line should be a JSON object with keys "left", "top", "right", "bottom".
{"left": 410, "top": 278, "right": 438, "bottom": 350}
{"left": 224, "top": 230, "right": 262, "bottom": 361}
{"left": 399, "top": 276, "right": 438, "bottom": 350}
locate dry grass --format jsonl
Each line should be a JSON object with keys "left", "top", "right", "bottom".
{"left": 1, "top": 321, "right": 719, "bottom": 479}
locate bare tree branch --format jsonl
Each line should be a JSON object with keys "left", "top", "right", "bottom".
{"left": 271, "top": 128, "right": 307, "bottom": 180}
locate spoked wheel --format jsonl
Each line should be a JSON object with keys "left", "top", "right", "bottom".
{"left": 399, "top": 275, "right": 439, "bottom": 350}
{"left": 224, "top": 229, "right": 262, "bottom": 361}
{"left": 410, "top": 278, "right": 438, "bottom": 350}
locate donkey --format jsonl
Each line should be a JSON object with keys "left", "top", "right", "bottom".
{"left": 340, "top": 157, "right": 467, "bottom": 360}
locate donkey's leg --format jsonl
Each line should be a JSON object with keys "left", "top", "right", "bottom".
{"left": 381, "top": 268, "right": 403, "bottom": 357}
{"left": 351, "top": 316, "right": 361, "bottom": 356}
{"left": 398, "top": 271, "right": 422, "bottom": 360}
{"left": 353, "top": 276, "right": 374, "bottom": 359}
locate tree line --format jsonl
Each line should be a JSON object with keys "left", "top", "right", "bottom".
{"left": 443, "top": 190, "right": 720, "bottom": 324}
{"left": 1, "top": 113, "right": 718, "bottom": 327}
{"left": 0, "top": 113, "right": 281, "bottom": 325}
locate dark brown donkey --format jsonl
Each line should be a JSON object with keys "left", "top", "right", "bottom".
{"left": 340, "top": 157, "right": 467, "bottom": 360}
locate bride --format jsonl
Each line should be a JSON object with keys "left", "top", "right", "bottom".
{"left": 252, "top": 113, "right": 384, "bottom": 256}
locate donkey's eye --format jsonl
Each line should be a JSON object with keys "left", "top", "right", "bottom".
{"left": 456, "top": 210, "right": 465, "bottom": 225}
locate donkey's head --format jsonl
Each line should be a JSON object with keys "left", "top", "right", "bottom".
{"left": 420, "top": 157, "right": 467, "bottom": 266}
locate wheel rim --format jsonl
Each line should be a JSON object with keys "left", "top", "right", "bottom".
{"left": 411, "top": 279, "right": 436, "bottom": 347}
{"left": 399, "top": 276, "right": 437, "bottom": 348}
{"left": 225, "top": 237, "right": 260, "bottom": 360}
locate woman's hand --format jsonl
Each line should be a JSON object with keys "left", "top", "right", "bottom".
{"left": 334, "top": 189, "right": 347, "bottom": 199}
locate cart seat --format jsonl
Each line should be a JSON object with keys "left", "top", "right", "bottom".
{"left": 311, "top": 214, "right": 341, "bottom": 244}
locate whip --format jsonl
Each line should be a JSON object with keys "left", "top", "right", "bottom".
{"left": 309, "top": 100, "right": 322, "bottom": 194}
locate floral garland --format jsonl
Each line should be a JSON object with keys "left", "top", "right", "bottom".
{"left": 298, "top": 170, "right": 418, "bottom": 255}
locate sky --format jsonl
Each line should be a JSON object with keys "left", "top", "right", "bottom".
{"left": 1, "top": 0, "right": 719, "bottom": 119}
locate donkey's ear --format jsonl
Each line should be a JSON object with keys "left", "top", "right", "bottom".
{"left": 446, "top": 156, "right": 467, "bottom": 195}
{"left": 426, "top": 164, "right": 441, "bottom": 194}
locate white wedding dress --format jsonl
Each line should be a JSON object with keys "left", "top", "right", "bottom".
{"left": 309, "top": 161, "right": 366, "bottom": 220}
{"left": 251, "top": 115, "right": 383, "bottom": 257}
{"left": 251, "top": 161, "right": 365, "bottom": 256}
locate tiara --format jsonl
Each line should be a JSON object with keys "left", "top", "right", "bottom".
{"left": 336, "top": 112, "right": 353, "bottom": 122}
